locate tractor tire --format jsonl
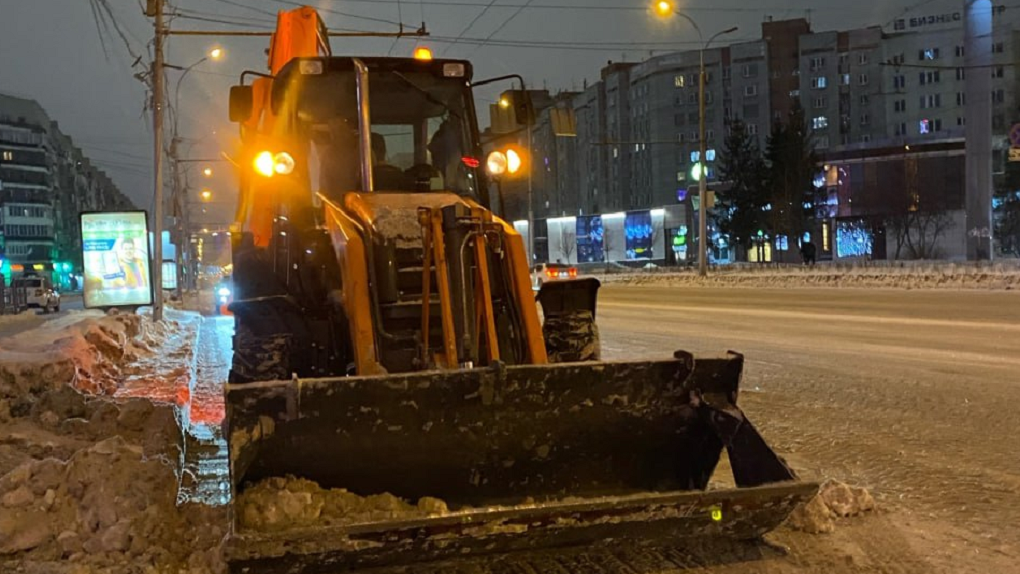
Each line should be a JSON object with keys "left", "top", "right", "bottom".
{"left": 542, "top": 310, "right": 600, "bottom": 363}
{"left": 229, "top": 321, "right": 294, "bottom": 384}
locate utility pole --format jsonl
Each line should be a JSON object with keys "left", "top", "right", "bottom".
{"left": 527, "top": 124, "right": 535, "bottom": 263}
{"left": 149, "top": 0, "right": 166, "bottom": 321}
{"left": 964, "top": 0, "right": 994, "bottom": 261}
{"left": 170, "top": 138, "right": 184, "bottom": 299}
{"left": 697, "top": 48, "right": 707, "bottom": 277}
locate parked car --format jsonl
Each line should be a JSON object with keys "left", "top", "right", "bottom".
{"left": 13, "top": 275, "right": 60, "bottom": 313}
{"left": 531, "top": 263, "right": 578, "bottom": 290}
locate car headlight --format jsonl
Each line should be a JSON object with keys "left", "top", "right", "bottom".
{"left": 217, "top": 287, "right": 231, "bottom": 297}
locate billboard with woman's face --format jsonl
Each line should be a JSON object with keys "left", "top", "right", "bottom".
{"left": 81, "top": 211, "right": 153, "bottom": 308}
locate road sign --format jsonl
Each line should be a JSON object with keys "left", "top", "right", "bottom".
{"left": 1009, "top": 147, "right": 1020, "bottom": 162}
{"left": 1010, "top": 123, "right": 1020, "bottom": 147}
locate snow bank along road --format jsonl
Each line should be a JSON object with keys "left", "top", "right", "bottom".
{"left": 596, "top": 285, "right": 1020, "bottom": 573}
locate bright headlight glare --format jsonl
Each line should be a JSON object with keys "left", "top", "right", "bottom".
{"left": 506, "top": 149, "right": 522, "bottom": 174}
{"left": 486, "top": 151, "right": 508, "bottom": 176}
{"left": 254, "top": 151, "right": 275, "bottom": 177}
{"left": 273, "top": 152, "right": 295, "bottom": 175}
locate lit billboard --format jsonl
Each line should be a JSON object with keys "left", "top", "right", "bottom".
{"left": 81, "top": 211, "right": 153, "bottom": 308}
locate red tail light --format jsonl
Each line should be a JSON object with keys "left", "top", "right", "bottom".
{"left": 546, "top": 269, "right": 556, "bottom": 278}
{"left": 461, "top": 156, "right": 480, "bottom": 168}
{"left": 569, "top": 268, "right": 577, "bottom": 277}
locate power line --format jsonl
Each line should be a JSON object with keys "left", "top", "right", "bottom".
{"left": 318, "top": 0, "right": 871, "bottom": 12}
{"left": 387, "top": 0, "right": 405, "bottom": 55}
{"left": 467, "top": 0, "right": 534, "bottom": 56}
{"left": 427, "top": 34, "right": 757, "bottom": 50}
{"left": 173, "top": 7, "right": 276, "bottom": 26}
{"left": 266, "top": 0, "right": 409, "bottom": 28}
{"left": 207, "top": 0, "right": 278, "bottom": 17}
{"left": 170, "top": 13, "right": 275, "bottom": 29}
{"left": 441, "top": 0, "right": 500, "bottom": 56}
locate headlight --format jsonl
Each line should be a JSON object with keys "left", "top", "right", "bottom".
{"left": 254, "top": 151, "right": 275, "bottom": 177}
{"left": 486, "top": 151, "right": 507, "bottom": 176}
{"left": 273, "top": 152, "right": 295, "bottom": 175}
{"left": 217, "top": 287, "right": 231, "bottom": 297}
{"left": 506, "top": 149, "right": 522, "bottom": 174}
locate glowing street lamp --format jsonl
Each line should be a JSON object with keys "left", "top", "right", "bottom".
{"left": 651, "top": 1, "right": 737, "bottom": 277}
{"left": 200, "top": 189, "right": 213, "bottom": 202}
{"left": 203, "top": 167, "right": 213, "bottom": 177}
{"left": 209, "top": 47, "right": 224, "bottom": 60}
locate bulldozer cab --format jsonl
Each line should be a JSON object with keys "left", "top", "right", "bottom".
{"left": 265, "top": 57, "right": 486, "bottom": 201}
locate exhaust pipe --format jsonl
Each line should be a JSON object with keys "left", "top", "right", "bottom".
{"left": 353, "top": 58, "right": 373, "bottom": 192}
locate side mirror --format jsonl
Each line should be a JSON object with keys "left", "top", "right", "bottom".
{"left": 229, "top": 85, "right": 254, "bottom": 123}
{"left": 510, "top": 89, "right": 536, "bottom": 127}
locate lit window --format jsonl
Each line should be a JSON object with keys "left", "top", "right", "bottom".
{"left": 919, "top": 119, "right": 930, "bottom": 134}
{"left": 674, "top": 75, "right": 685, "bottom": 88}
{"left": 812, "top": 116, "right": 829, "bottom": 130}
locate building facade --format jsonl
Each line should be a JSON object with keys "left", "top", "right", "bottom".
{"left": 0, "top": 93, "right": 134, "bottom": 287}
{"left": 492, "top": 6, "right": 1020, "bottom": 263}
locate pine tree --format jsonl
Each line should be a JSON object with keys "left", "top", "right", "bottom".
{"left": 764, "top": 100, "right": 818, "bottom": 260}
{"left": 716, "top": 118, "right": 767, "bottom": 259}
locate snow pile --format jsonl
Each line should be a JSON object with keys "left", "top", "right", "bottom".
{"left": 598, "top": 262, "right": 1020, "bottom": 290}
{"left": 0, "top": 309, "right": 183, "bottom": 401}
{"left": 0, "top": 310, "right": 41, "bottom": 327}
{"left": 786, "top": 479, "right": 876, "bottom": 534}
{"left": 237, "top": 476, "right": 449, "bottom": 532}
{"left": 0, "top": 437, "right": 226, "bottom": 573}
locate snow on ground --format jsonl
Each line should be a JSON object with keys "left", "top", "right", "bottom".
{"left": 595, "top": 261, "right": 1020, "bottom": 290}
{"left": 0, "top": 310, "right": 43, "bottom": 327}
{"left": 0, "top": 308, "right": 226, "bottom": 573}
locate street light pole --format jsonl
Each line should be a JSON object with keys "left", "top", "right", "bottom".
{"left": 697, "top": 47, "right": 707, "bottom": 277}
{"left": 654, "top": 2, "right": 736, "bottom": 276}
{"left": 168, "top": 49, "right": 222, "bottom": 296}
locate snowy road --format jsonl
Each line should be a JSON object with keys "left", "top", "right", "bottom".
{"left": 596, "top": 285, "right": 1020, "bottom": 573}
{"left": 0, "top": 294, "right": 84, "bottom": 339}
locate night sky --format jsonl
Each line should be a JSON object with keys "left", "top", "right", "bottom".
{"left": 0, "top": 0, "right": 946, "bottom": 215}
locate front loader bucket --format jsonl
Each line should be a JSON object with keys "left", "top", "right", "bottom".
{"left": 224, "top": 352, "right": 815, "bottom": 572}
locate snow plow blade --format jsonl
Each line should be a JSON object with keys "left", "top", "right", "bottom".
{"left": 224, "top": 351, "right": 814, "bottom": 572}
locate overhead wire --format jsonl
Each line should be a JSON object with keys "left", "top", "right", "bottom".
{"left": 207, "top": 0, "right": 279, "bottom": 17}
{"left": 466, "top": 0, "right": 533, "bottom": 56}
{"left": 387, "top": 0, "right": 404, "bottom": 55}
{"left": 440, "top": 0, "right": 501, "bottom": 56}
{"left": 266, "top": 0, "right": 408, "bottom": 28}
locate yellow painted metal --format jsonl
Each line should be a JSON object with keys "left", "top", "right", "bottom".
{"left": 465, "top": 199, "right": 547, "bottom": 364}
{"left": 471, "top": 208, "right": 500, "bottom": 363}
{"left": 430, "top": 210, "right": 459, "bottom": 368}
{"left": 319, "top": 194, "right": 385, "bottom": 376}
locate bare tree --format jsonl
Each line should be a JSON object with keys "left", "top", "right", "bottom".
{"left": 556, "top": 228, "right": 577, "bottom": 263}
{"left": 601, "top": 226, "right": 617, "bottom": 271}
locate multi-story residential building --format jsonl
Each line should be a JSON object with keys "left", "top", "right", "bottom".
{"left": 0, "top": 93, "right": 134, "bottom": 287}
{"left": 488, "top": 10, "right": 1020, "bottom": 263}
{"left": 799, "top": 27, "right": 885, "bottom": 150}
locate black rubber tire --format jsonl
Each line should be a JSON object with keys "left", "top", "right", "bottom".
{"left": 229, "top": 320, "right": 294, "bottom": 384}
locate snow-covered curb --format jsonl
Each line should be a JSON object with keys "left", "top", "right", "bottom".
{"left": 0, "top": 309, "right": 224, "bottom": 573}
{"left": 595, "top": 263, "right": 1020, "bottom": 291}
